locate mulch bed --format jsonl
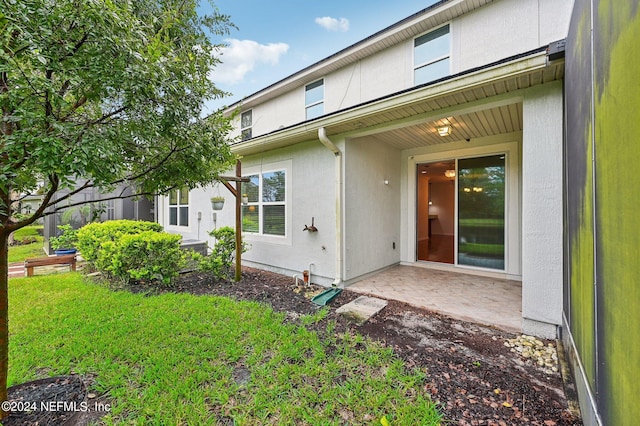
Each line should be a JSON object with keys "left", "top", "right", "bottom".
{"left": 3, "top": 376, "right": 85, "bottom": 425}
{"left": 6, "top": 267, "right": 583, "bottom": 425}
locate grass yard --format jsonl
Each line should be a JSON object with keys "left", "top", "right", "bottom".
{"left": 8, "top": 225, "right": 45, "bottom": 263}
{"left": 9, "top": 273, "right": 441, "bottom": 425}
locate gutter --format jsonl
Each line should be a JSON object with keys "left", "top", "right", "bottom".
{"left": 318, "top": 127, "right": 343, "bottom": 287}
{"left": 231, "top": 46, "right": 553, "bottom": 156}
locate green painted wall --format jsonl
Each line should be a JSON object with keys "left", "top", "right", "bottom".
{"left": 593, "top": 1, "right": 640, "bottom": 423}
{"left": 566, "top": 0, "right": 640, "bottom": 424}
{"left": 565, "top": 0, "right": 597, "bottom": 392}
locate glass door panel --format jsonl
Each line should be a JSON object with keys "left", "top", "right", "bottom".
{"left": 457, "top": 155, "right": 505, "bottom": 269}
{"left": 416, "top": 161, "right": 455, "bottom": 263}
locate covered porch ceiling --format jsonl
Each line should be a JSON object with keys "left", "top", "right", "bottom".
{"left": 354, "top": 101, "right": 523, "bottom": 149}
{"left": 231, "top": 49, "right": 563, "bottom": 156}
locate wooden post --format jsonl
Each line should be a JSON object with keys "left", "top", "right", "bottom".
{"left": 234, "top": 161, "right": 242, "bottom": 282}
{"left": 219, "top": 160, "right": 248, "bottom": 282}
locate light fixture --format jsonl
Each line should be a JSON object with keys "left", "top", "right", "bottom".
{"left": 437, "top": 125, "right": 451, "bottom": 137}
{"left": 444, "top": 169, "right": 456, "bottom": 178}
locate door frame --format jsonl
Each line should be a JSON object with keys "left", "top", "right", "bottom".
{"left": 406, "top": 140, "right": 521, "bottom": 278}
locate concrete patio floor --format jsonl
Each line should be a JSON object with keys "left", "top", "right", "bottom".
{"left": 346, "top": 265, "right": 522, "bottom": 333}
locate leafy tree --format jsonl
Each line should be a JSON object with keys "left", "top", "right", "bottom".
{"left": 0, "top": 0, "right": 236, "bottom": 415}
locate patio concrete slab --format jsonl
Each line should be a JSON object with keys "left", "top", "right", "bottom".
{"left": 336, "top": 296, "right": 388, "bottom": 324}
{"left": 347, "top": 265, "right": 522, "bottom": 333}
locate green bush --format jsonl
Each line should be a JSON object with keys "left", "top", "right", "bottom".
{"left": 75, "top": 220, "right": 184, "bottom": 285}
{"left": 103, "top": 231, "right": 187, "bottom": 285}
{"left": 76, "top": 220, "right": 163, "bottom": 263}
{"left": 197, "top": 226, "right": 248, "bottom": 281}
{"left": 49, "top": 224, "right": 78, "bottom": 250}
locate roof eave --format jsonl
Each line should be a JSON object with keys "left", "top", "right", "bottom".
{"left": 220, "top": 0, "right": 493, "bottom": 114}
{"left": 231, "top": 48, "right": 562, "bottom": 156}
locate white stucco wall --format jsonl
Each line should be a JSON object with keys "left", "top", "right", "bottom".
{"left": 241, "top": 141, "right": 340, "bottom": 285}
{"left": 237, "top": 0, "right": 573, "bottom": 141}
{"left": 452, "top": 0, "right": 574, "bottom": 73}
{"left": 159, "top": 139, "right": 342, "bottom": 286}
{"left": 344, "top": 137, "right": 402, "bottom": 281}
{"left": 521, "top": 81, "right": 564, "bottom": 338}
{"left": 326, "top": 44, "right": 411, "bottom": 112}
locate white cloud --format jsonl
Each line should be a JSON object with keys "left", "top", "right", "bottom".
{"left": 315, "top": 16, "right": 350, "bottom": 32}
{"left": 211, "top": 39, "right": 289, "bottom": 85}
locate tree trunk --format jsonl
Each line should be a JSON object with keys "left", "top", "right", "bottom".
{"left": 0, "top": 232, "right": 9, "bottom": 419}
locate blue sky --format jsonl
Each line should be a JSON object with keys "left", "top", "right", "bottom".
{"left": 200, "top": 0, "right": 439, "bottom": 112}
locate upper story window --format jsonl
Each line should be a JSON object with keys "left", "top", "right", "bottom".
{"left": 242, "top": 170, "right": 286, "bottom": 236}
{"left": 169, "top": 187, "right": 189, "bottom": 227}
{"left": 241, "top": 110, "right": 252, "bottom": 141}
{"left": 414, "top": 25, "right": 450, "bottom": 85}
{"left": 305, "top": 79, "right": 324, "bottom": 120}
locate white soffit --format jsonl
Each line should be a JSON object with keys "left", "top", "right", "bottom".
{"left": 231, "top": 51, "right": 563, "bottom": 156}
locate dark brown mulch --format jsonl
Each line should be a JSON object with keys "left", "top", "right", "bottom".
{"left": 3, "top": 376, "right": 85, "bottom": 425}
{"left": 6, "top": 267, "right": 582, "bottom": 425}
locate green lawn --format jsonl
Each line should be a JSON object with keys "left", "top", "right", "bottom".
{"left": 9, "top": 274, "right": 441, "bottom": 425}
{"left": 8, "top": 225, "right": 45, "bottom": 263}
{"left": 8, "top": 242, "right": 45, "bottom": 263}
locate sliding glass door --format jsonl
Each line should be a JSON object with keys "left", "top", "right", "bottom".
{"left": 457, "top": 155, "right": 505, "bottom": 269}
{"left": 416, "top": 154, "right": 506, "bottom": 270}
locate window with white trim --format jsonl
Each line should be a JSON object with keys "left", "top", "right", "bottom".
{"left": 242, "top": 170, "right": 286, "bottom": 236}
{"left": 305, "top": 79, "right": 324, "bottom": 120}
{"left": 414, "top": 25, "right": 450, "bottom": 85}
{"left": 169, "top": 187, "right": 189, "bottom": 226}
{"left": 241, "top": 110, "right": 252, "bottom": 141}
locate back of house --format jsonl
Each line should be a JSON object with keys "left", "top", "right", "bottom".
{"left": 160, "top": 0, "right": 571, "bottom": 334}
{"left": 158, "top": 1, "right": 640, "bottom": 425}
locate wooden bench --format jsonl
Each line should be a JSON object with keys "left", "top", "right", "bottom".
{"left": 24, "top": 254, "right": 77, "bottom": 277}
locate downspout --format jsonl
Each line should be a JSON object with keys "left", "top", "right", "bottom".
{"left": 318, "top": 127, "right": 343, "bottom": 287}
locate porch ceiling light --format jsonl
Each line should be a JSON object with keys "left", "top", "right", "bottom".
{"left": 444, "top": 169, "right": 456, "bottom": 178}
{"left": 437, "top": 125, "right": 451, "bottom": 137}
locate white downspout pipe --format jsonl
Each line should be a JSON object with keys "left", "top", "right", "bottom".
{"left": 318, "top": 127, "right": 343, "bottom": 287}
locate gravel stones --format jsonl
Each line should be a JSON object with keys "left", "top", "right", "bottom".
{"left": 504, "top": 334, "right": 559, "bottom": 374}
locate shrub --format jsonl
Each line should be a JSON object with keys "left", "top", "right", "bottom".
{"left": 75, "top": 220, "right": 186, "bottom": 285}
{"left": 102, "top": 231, "right": 187, "bottom": 285}
{"left": 197, "top": 227, "right": 248, "bottom": 281}
{"left": 76, "top": 220, "right": 163, "bottom": 263}
{"left": 49, "top": 224, "right": 79, "bottom": 250}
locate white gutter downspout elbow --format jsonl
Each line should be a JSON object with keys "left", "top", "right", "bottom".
{"left": 318, "top": 127, "right": 343, "bottom": 287}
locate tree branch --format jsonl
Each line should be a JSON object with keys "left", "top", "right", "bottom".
{"left": 41, "top": 189, "right": 161, "bottom": 218}
{"left": 7, "top": 175, "right": 59, "bottom": 232}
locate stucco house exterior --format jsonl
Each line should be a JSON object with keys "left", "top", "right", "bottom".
{"left": 158, "top": 1, "right": 640, "bottom": 423}
{"left": 152, "top": 0, "right": 640, "bottom": 423}
{"left": 160, "top": 0, "right": 572, "bottom": 337}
